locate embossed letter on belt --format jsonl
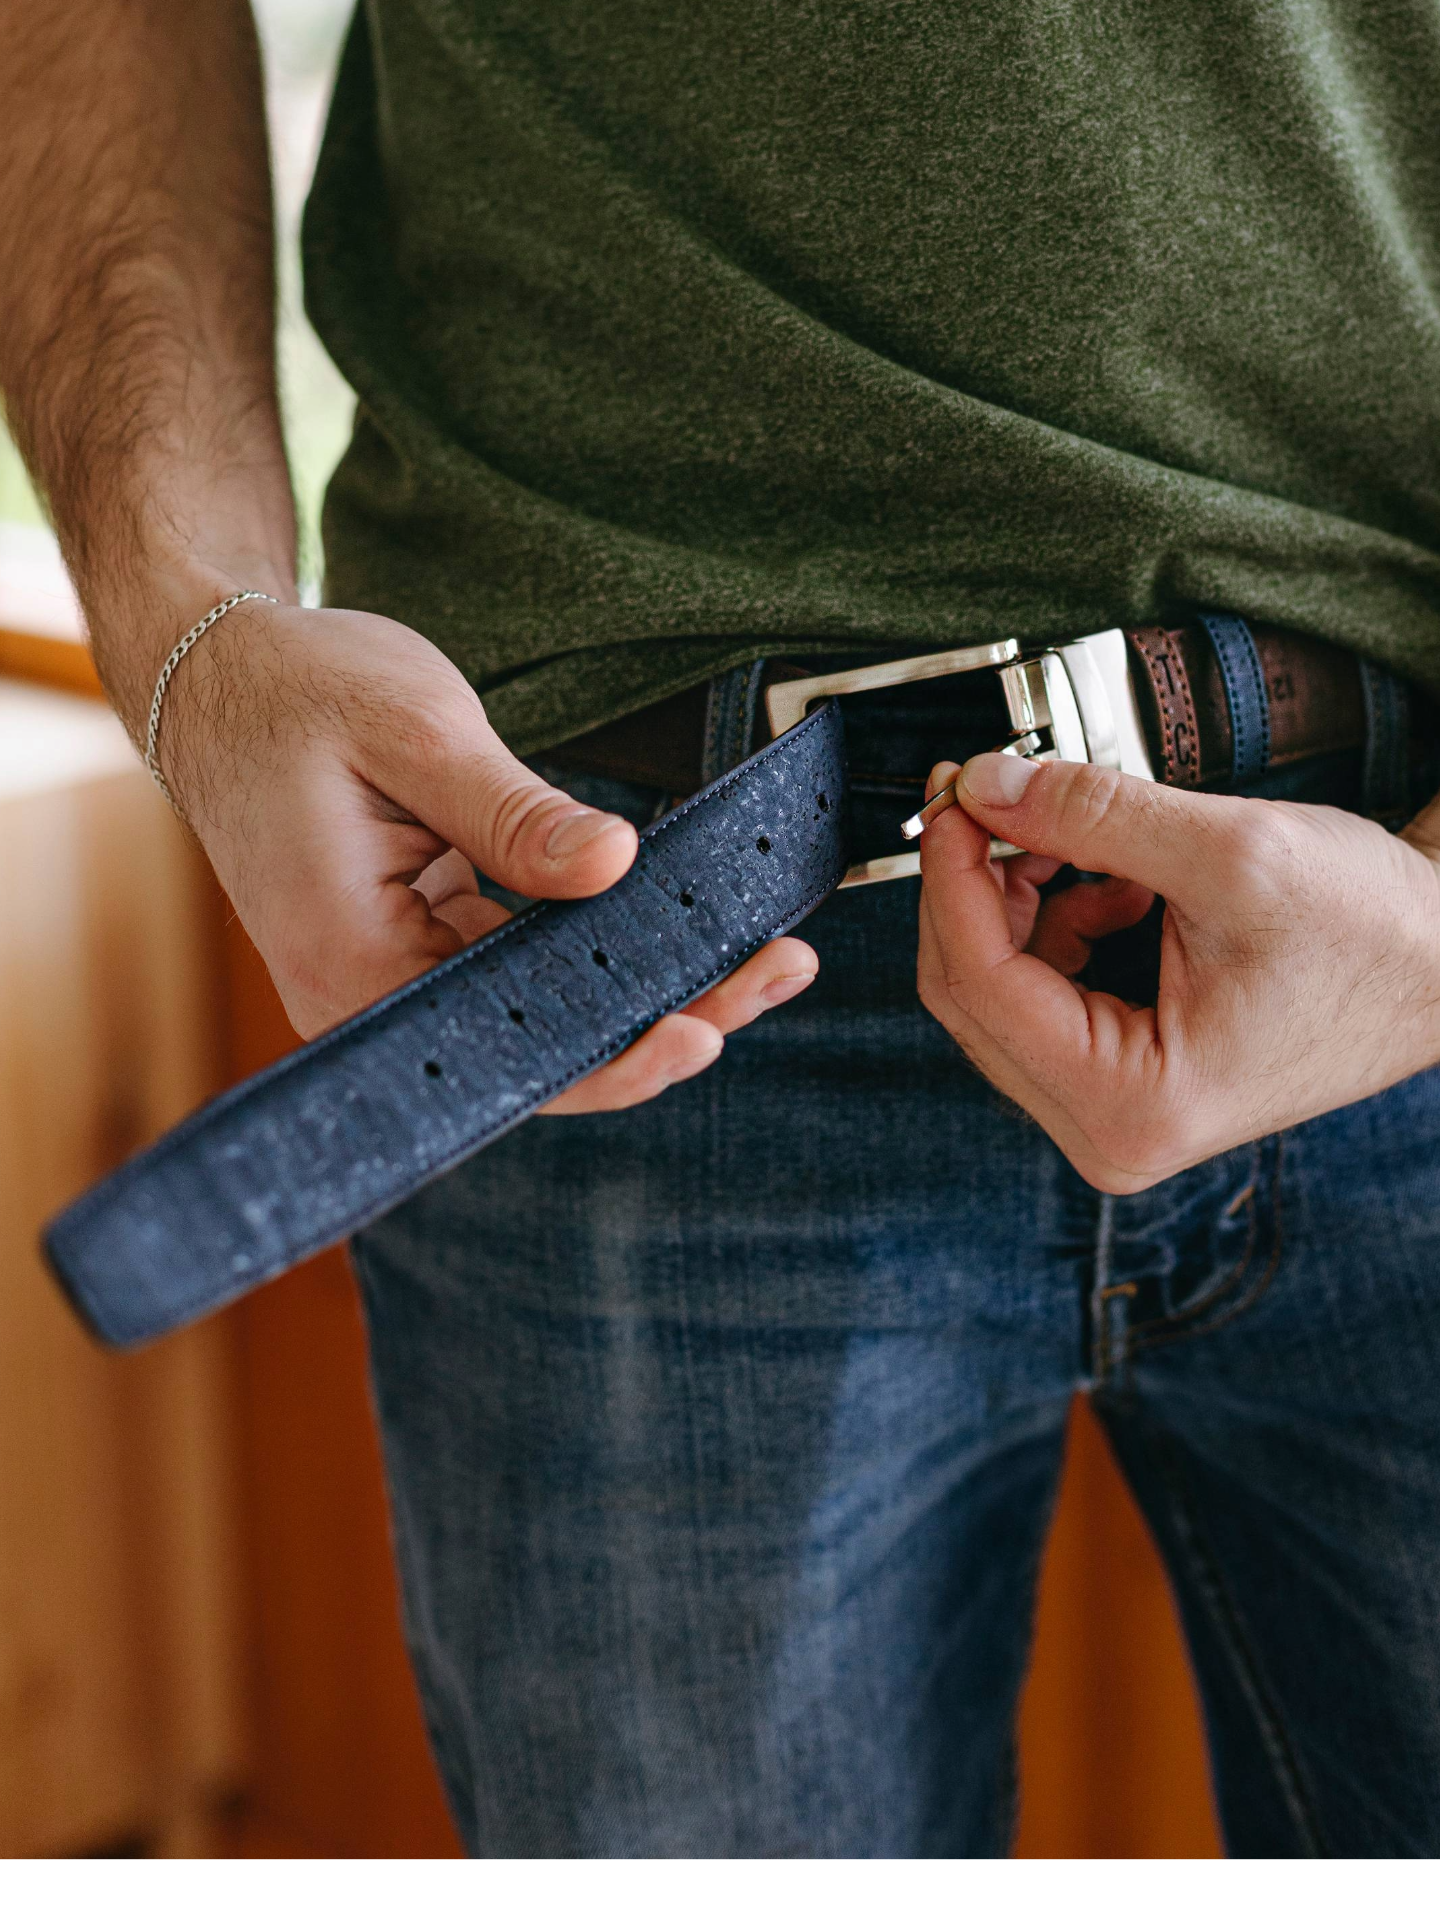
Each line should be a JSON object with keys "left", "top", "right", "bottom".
{"left": 43, "top": 619, "right": 1384, "bottom": 1348}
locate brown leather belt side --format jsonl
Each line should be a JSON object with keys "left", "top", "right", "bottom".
{"left": 545, "top": 680, "right": 716, "bottom": 794}
{"left": 546, "top": 624, "right": 1371, "bottom": 795}
{"left": 1126, "top": 623, "right": 1364, "bottom": 788}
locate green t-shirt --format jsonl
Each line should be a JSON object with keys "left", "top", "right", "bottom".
{"left": 304, "top": 1, "right": 1440, "bottom": 757}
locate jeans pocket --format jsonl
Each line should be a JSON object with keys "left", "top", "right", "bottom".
{"left": 1126, "top": 1135, "right": 1285, "bottom": 1355}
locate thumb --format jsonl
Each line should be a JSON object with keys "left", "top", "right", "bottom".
{"left": 372, "top": 693, "right": 638, "bottom": 901}
{"left": 952, "top": 752, "right": 1229, "bottom": 905}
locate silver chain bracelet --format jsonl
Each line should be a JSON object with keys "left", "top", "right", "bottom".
{"left": 143, "top": 591, "right": 279, "bottom": 805}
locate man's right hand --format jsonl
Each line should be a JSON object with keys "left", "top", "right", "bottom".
{"left": 158, "top": 600, "right": 818, "bottom": 1107}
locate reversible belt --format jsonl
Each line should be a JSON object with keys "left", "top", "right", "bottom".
{"left": 44, "top": 617, "right": 1400, "bottom": 1348}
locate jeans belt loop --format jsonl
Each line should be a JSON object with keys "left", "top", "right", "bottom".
{"left": 1359, "top": 658, "right": 1412, "bottom": 824}
{"left": 702, "top": 659, "right": 769, "bottom": 785}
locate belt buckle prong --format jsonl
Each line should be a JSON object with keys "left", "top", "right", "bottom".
{"left": 764, "top": 630, "right": 1154, "bottom": 889}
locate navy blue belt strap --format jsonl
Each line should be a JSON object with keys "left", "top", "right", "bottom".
{"left": 45, "top": 699, "right": 852, "bottom": 1348}
{"left": 43, "top": 615, "right": 1415, "bottom": 1351}
{"left": 1200, "top": 613, "right": 1271, "bottom": 786}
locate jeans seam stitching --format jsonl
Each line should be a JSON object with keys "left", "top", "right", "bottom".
{"left": 1141, "top": 1415, "right": 1328, "bottom": 1856}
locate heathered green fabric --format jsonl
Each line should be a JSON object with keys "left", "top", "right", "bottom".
{"left": 303, "top": 0, "right": 1440, "bottom": 756}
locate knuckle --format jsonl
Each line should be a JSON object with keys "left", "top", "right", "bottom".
{"left": 487, "top": 777, "right": 560, "bottom": 867}
{"left": 1056, "top": 764, "right": 1215, "bottom": 879}
{"left": 397, "top": 697, "right": 452, "bottom": 758}
{"left": 391, "top": 678, "right": 484, "bottom": 762}
{"left": 920, "top": 950, "right": 971, "bottom": 1016}
{"left": 1053, "top": 762, "right": 1129, "bottom": 844}
{"left": 917, "top": 970, "right": 948, "bottom": 1021}
{"left": 368, "top": 665, "right": 480, "bottom": 763}
{"left": 1213, "top": 803, "right": 1291, "bottom": 897}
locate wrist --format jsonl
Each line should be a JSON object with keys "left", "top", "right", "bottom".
{"left": 135, "top": 580, "right": 306, "bottom": 829}
{"left": 77, "top": 508, "right": 300, "bottom": 744}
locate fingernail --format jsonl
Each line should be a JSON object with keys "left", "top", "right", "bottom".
{"left": 962, "top": 752, "right": 1038, "bottom": 807}
{"left": 760, "top": 971, "right": 815, "bottom": 1008}
{"left": 545, "top": 807, "right": 622, "bottom": 859}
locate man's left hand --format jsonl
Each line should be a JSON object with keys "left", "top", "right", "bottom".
{"left": 917, "top": 751, "right": 1440, "bottom": 1192}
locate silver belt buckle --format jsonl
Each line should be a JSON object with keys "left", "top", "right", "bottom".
{"left": 764, "top": 630, "right": 1156, "bottom": 888}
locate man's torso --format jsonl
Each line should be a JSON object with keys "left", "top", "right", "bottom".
{"left": 304, "top": 0, "right": 1440, "bottom": 751}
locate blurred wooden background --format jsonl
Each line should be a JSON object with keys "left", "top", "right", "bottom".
{"left": 0, "top": 648, "right": 1222, "bottom": 1859}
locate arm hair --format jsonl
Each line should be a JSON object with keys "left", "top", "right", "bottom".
{"left": 0, "top": 0, "right": 299, "bottom": 734}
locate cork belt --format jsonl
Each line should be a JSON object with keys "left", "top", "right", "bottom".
{"left": 44, "top": 616, "right": 1412, "bottom": 1349}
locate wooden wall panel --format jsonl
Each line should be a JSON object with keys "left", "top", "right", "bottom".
{"left": 0, "top": 627, "right": 103, "bottom": 700}
{"left": 0, "top": 690, "right": 246, "bottom": 1856}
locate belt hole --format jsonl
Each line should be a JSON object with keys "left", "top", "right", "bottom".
{"left": 423, "top": 1060, "right": 442, "bottom": 1079}
{"left": 508, "top": 1008, "right": 525, "bottom": 1026}
{"left": 755, "top": 835, "right": 772, "bottom": 853}
{"left": 592, "top": 948, "right": 609, "bottom": 967}
{"left": 679, "top": 891, "right": 694, "bottom": 908}
{"left": 816, "top": 792, "right": 830, "bottom": 812}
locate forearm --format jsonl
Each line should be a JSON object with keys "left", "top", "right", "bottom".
{"left": 0, "top": 0, "right": 298, "bottom": 736}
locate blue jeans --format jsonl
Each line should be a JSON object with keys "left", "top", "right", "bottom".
{"left": 352, "top": 752, "right": 1440, "bottom": 1857}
